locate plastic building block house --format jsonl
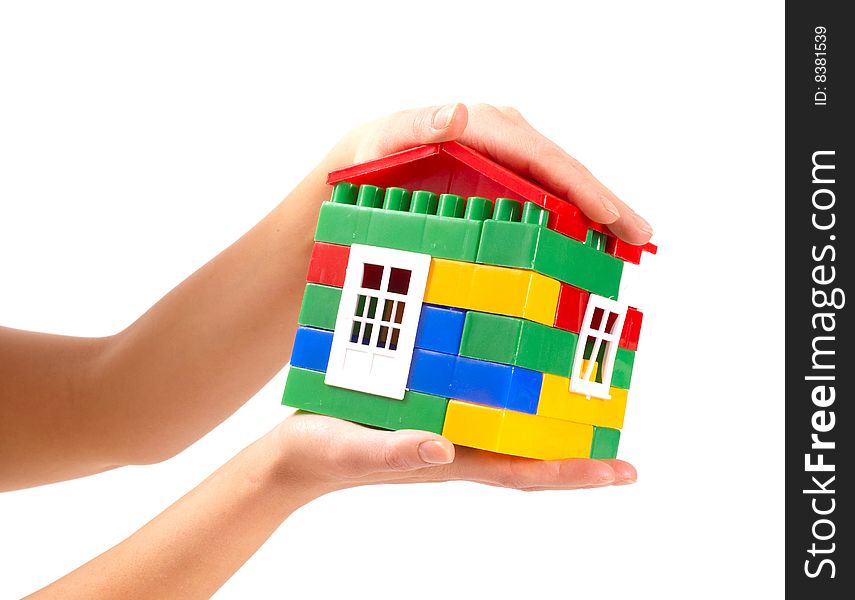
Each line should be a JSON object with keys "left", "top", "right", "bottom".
{"left": 281, "top": 141, "right": 655, "bottom": 460}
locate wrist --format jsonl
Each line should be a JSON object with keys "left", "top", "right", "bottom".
{"left": 257, "top": 423, "right": 336, "bottom": 508}
{"left": 268, "top": 134, "right": 361, "bottom": 252}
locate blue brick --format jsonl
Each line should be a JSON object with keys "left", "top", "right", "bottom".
{"left": 414, "top": 304, "right": 466, "bottom": 354}
{"left": 407, "top": 349, "right": 455, "bottom": 397}
{"left": 290, "top": 327, "right": 333, "bottom": 372}
{"left": 408, "top": 349, "right": 542, "bottom": 414}
{"left": 452, "top": 355, "right": 542, "bottom": 414}
{"left": 292, "top": 323, "right": 542, "bottom": 414}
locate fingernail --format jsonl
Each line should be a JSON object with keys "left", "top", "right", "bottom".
{"left": 598, "top": 474, "right": 616, "bottom": 484}
{"left": 418, "top": 440, "right": 453, "bottom": 464}
{"left": 633, "top": 213, "right": 653, "bottom": 236}
{"left": 431, "top": 104, "right": 457, "bottom": 130}
{"left": 595, "top": 468, "right": 616, "bottom": 484}
{"left": 599, "top": 194, "right": 620, "bottom": 220}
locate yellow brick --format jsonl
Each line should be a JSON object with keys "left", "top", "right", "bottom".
{"left": 424, "top": 259, "right": 559, "bottom": 326}
{"left": 497, "top": 409, "right": 594, "bottom": 460}
{"left": 522, "top": 270, "right": 561, "bottom": 325}
{"left": 580, "top": 359, "right": 600, "bottom": 383}
{"left": 537, "top": 372, "right": 628, "bottom": 429}
{"left": 441, "top": 400, "right": 503, "bottom": 453}
{"left": 443, "top": 400, "right": 595, "bottom": 460}
{"left": 424, "top": 259, "right": 473, "bottom": 307}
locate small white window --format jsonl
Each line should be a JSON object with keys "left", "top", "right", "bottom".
{"left": 325, "top": 244, "right": 430, "bottom": 400}
{"left": 569, "top": 294, "right": 628, "bottom": 399}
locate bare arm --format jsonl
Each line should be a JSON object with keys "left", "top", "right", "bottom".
{"left": 0, "top": 164, "right": 327, "bottom": 489}
{"left": 26, "top": 429, "right": 303, "bottom": 600}
{"left": 0, "top": 104, "right": 654, "bottom": 491}
{"left": 26, "top": 414, "right": 637, "bottom": 600}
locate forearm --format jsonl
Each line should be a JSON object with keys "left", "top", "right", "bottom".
{"left": 27, "top": 430, "right": 318, "bottom": 600}
{"left": 1, "top": 159, "right": 334, "bottom": 488}
{"left": 92, "top": 163, "right": 330, "bottom": 462}
{"left": 0, "top": 329, "right": 112, "bottom": 487}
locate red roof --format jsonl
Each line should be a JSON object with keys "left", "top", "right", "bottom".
{"left": 327, "top": 141, "right": 656, "bottom": 264}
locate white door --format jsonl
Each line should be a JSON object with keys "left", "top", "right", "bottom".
{"left": 324, "top": 244, "right": 431, "bottom": 400}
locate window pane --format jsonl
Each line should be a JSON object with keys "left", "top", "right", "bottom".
{"left": 605, "top": 311, "right": 619, "bottom": 334}
{"left": 382, "top": 299, "right": 394, "bottom": 322}
{"left": 390, "top": 327, "right": 401, "bottom": 350}
{"left": 378, "top": 325, "right": 389, "bottom": 348}
{"left": 350, "top": 320, "right": 361, "bottom": 343}
{"left": 583, "top": 337, "right": 594, "bottom": 359}
{"left": 355, "top": 294, "right": 366, "bottom": 317}
{"left": 591, "top": 307, "right": 605, "bottom": 331}
{"left": 366, "top": 296, "right": 378, "bottom": 319}
{"left": 584, "top": 337, "right": 607, "bottom": 358}
{"left": 388, "top": 268, "right": 412, "bottom": 294}
{"left": 583, "top": 338, "right": 606, "bottom": 382}
{"left": 361, "top": 323, "right": 373, "bottom": 345}
{"left": 585, "top": 229, "right": 608, "bottom": 252}
{"left": 581, "top": 358, "right": 601, "bottom": 382}
{"left": 361, "top": 263, "right": 384, "bottom": 290}
{"left": 394, "top": 301, "right": 405, "bottom": 324}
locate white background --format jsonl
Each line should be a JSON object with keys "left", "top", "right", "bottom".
{"left": 0, "top": 1, "right": 783, "bottom": 598}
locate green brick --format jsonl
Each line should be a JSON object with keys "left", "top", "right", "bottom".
{"left": 314, "top": 201, "right": 484, "bottom": 262}
{"left": 383, "top": 187, "right": 411, "bottom": 211}
{"left": 298, "top": 283, "right": 341, "bottom": 330}
{"left": 493, "top": 197, "right": 522, "bottom": 221}
{"left": 420, "top": 216, "right": 482, "bottom": 261}
{"left": 363, "top": 209, "right": 425, "bottom": 251}
{"left": 582, "top": 340, "right": 633, "bottom": 387}
{"left": 590, "top": 427, "right": 621, "bottom": 459}
{"left": 477, "top": 217, "right": 624, "bottom": 298}
{"left": 410, "top": 190, "right": 438, "bottom": 214}
{"left": 459, "top": 312, "right": 578, "bottom": 378}
{"left": 282, "top": 366, "right": 449, "bottom": 433}
{"left": 357, "top": 184, "right": 385, "bottom": 207}
{"left": 611, "top": 347, "right": 635, "bottom": 389}
{"left": 464, "top": 196, "right": 493, "bottom": 220}
{"left": 460, "top": 312, "right": 522, "bottom": 365}
{"left": 314, "top": 201, "right": 372, "bottom": 246}
{"left": 585, "top": 228, "right": 608, "bottom": 252}
{"left": 330, "top": 181, "right": 358, "bottom": 204}
{"left": 521, "top": 201, "right": 549, "bottom": 226}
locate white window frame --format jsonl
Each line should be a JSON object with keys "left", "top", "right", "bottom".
{"left": 325, "top": 244, "right": 430, "bottom": 400}
{"left": 569, "top": 294, "right": 628, "bottom": 400}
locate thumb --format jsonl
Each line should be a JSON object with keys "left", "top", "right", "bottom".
{"left": 346, "top": 428, "right": 456, "bottom": 476}
{"left": 353, "top": 103, "right": 468, "bottom": 163}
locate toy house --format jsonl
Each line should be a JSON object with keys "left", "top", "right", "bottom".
{"left": 281, "top": 141, "right": 655, "bottom": 460}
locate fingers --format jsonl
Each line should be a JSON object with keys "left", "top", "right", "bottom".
{"left": 305, "top": 417, "right": 456, "bottom": 478}
{"left": 363, "top": 429, "right": 455, "bottom": 474}
{"left": 398, "top": 446, "right": 637, "bottom": 491}
{"left": 460, "top": 104, "right": 654, "bottom": 245}
{"left": 495, "top": 105, "right": 531, "bottom": 126}
{"left": 284, "top": 414, "right": 634, "bottom": 492}
{"left": 348, "top": 102, "right": 653, "bottom": 244}
{"left": 600, "top": 459, "right": 637, "bottom": 485}
{"left": 451, "top": 448, "right": 616, "bottom": 490}
{"left": 352, "top": 103, "right": 468, "bottom": 163}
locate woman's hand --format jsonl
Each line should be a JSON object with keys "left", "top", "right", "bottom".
{"left": 284, "top": 106, "right": 649, "bottom": 494}
{"left": 325, "top": 103, "right": 653, "bottom": 245}
{"left": 29, "top": 410, "right": 634, "bottom": 600}
{"left": 272, "top": 412, "right": 637, "bottom": 498}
